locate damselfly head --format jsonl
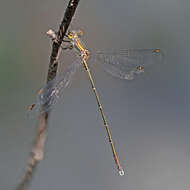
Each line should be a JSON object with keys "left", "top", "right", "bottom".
{"left": 67, "top": 30, "right": 75, "bottom": 39}
{"left": 68, "top": 29, "right": 83, "bottom": 39}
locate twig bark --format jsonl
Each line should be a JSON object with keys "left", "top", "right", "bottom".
{"left": 17, "top": 1, "right": 80, "bottom": 189}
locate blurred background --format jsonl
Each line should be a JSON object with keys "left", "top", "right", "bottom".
{"left": 0, "top": 0, "right": 190, "bottom": 189}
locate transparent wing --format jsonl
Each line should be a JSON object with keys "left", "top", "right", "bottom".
{"left": 91, "top": 49, "right": 164, "bottom": 80}
{"left": 28, "top": 59, "right": 81, "bottom": 117}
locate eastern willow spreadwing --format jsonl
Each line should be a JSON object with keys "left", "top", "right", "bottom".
{"left": 29, "top": 29, "right": 164, "bottom": 176}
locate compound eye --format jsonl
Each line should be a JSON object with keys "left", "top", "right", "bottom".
{"left": 67, "top": 31, "right": 73, "bottom": 39}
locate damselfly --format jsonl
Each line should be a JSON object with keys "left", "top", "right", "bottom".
{"left": 29, "top": 29, "right": 164, "bottom": 176}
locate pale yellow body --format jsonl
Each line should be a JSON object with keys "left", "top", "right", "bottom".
{"left": 68, "top": 30, "right": 124, "bottom": 176}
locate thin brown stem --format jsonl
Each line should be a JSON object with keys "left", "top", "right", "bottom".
{"left": 17, "top": 1, "right": 80, "bottom": 189}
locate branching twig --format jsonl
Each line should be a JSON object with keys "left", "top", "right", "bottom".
{"left": 17, "top": 1, "right": 80, "bottom": 189}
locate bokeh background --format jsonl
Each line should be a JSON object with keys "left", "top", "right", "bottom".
{"left": 0, "top": 0, "right": 190, "bottom": 189}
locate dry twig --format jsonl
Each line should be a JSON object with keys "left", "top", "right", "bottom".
{"left": 17, "top": 1, "right": 80, "bottom": 189}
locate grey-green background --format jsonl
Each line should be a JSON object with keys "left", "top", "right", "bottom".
{"left": 0, "top": 0, "right": 190, "bottom": 189}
